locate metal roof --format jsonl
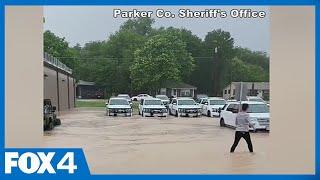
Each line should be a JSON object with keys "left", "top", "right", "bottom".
{"left": 43, "top": 52, "right": 72, "bottom": 74}
{"left": 164, "top": 81, "right": 197, "bottom": 89}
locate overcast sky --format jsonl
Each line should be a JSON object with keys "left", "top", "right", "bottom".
{"left": 44, "top": 6, "right": 269, "bottom": 52}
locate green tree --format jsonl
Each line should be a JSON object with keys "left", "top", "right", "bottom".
{"left": 120, "top": 17, "right": 155, "bottom": 36}
{"left": 44, "top": 20, "right": 270, "bottom": 97}
{"left": 102, "top": 30, "right": 147, "bottom": 93}
{"left": 227, "top": 57, "right": 268, "bottom": 82}
{"left": 202, "top": 29, "right": 235, "bottom": 95}
{"left": 130, "top": 33, "right": 194, "bottom": 93}
{"left": 234, "top": 47, "right": 269, "bottom": 73}
{"left": 44, "top": 30, "right": 76, "bottom": 69}
{"left": 150, "top": 27, "right": 204, "bottom": 88}
{"left": 151, "top": 27, "right": 204, "bottom": 57}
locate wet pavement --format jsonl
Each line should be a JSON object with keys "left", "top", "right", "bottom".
{"left": 43, "top": 107, "right": 269, "bottom": 174}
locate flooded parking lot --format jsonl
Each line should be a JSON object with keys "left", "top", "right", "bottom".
{"left": 43, "top": 107, "right": 270, "bottom": 174}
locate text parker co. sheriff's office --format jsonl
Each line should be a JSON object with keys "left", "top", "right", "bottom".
{"left": 113, "top": 9, "right": 267, "bottom": 19}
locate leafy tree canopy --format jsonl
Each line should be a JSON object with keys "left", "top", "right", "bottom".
{"left": 44, "top": 18, "right": 269, "bottom": 95}
{"left": 130, "top": 33, "right": 194, "bottom": 91}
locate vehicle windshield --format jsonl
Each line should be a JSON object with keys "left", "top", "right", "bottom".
{"left": 178, "top": 99, "right": 196, "bottom": 105}
{"left": 109, "top": 99, "right": 129, "bottom": 105}
{"left": 210, "top": 100, "right": 226, "bottom": 105}
{"left": 145, "top": 100, "right": 162, "bottom": 105}
{"left": 248, "top": 98, "right": 264, "bottom": 102}
{"left": 156, "top": 95, "right": 168, "bottom": 100}
{"left": 197, "top": 94, "right": 208, "bottom": 99}
{"left": 118, "top": 95, "right": 130, "bottom": 99}
{"left": 247, "top": 104, "right": 269, "bottom": 113}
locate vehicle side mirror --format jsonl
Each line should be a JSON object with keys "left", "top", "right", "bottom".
{"left": 105, "top": 102, "right": 108, "bottom": 105}
{"left": 173, "top": 102, "right": 177, "bottom": 105}
{"left": 52, "top": 106, "right": 56, "bottom": 112}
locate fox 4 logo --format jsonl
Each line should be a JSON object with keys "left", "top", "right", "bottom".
{"left": 5, "top": 152, "right": 77, "bottom": 174}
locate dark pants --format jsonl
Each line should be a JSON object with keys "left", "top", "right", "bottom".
{"left": 230, "top": 131, "right": 253, "bottom": 152}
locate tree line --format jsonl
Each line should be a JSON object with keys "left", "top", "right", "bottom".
{"left": 44, "top": 17, "right": 269, "bottom": 96}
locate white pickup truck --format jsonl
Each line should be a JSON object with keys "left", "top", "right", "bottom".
{"left": 219, "top": 101, "right": 270, "bottom": 131}
{"left": 168, "top": 97, "right": 202, "bottom": 117}
{"left": 138, "top": 98, "right": 168, "bottom": 117}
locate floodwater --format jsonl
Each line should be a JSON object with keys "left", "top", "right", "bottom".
{"left": 43, "top": 108, "right": 269, "bottom": 174}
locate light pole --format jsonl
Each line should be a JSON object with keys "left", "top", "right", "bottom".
{"left": 213, "top": 45, "right": 219, "bottom": 96}
{"left": 229, "top": 58, "right": 234, "bottom": 99}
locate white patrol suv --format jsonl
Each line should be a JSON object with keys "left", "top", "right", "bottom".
{"left": 138, "top": 98, "right": 168, "bottom": 117}
{"left": 155, "top": 95, "right": 170, "bottom": 108}
{"left": 200, "top": 97, "right": 226, "bottom": 117}
{"left": 106, "top": 98, "right": 132, "bottom": 116}
{"left": 168, "top": 97, "right": 202, "bottom": 117}
{"left": 220, "top": 101, "right": 270, "bottom": 131}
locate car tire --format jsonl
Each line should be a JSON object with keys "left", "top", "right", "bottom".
{"left": 207, "top": 110, "right": 211, "bottom": 117}
{"left": 48, "top": 119, "right": 54, "bottom": 130}
{"left": 55, "top": 118, "right": 61, "bottom": 126}
{"left": 133, "top": 98, "right": 137, "bottom": 101}
{"left": 44, "top": 122, "right": 48, "bottom": 131}
{"left": 220, "top": 118, "right": 225, "bottom": 127}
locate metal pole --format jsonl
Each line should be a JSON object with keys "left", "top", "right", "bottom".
{"left": 213, "top": 47, "right": 218, "bottom": 96}
{"left": 56, "top": 70, "right": 60, "bottom": 112}
{"left": 240, "top": 81, "right": 243, "bottom": 102}
{"left": 67, "top": 75, "right": 70, "bottom": 109}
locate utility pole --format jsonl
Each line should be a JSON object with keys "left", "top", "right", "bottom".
{"left": 212, "top": 46, "right": 218, "bottom": 96}
{"left": 240, "top": 81, "right": 243, "bottom": 102}
{"left": 229, "top": 60, "right": 233, "bottom": 99}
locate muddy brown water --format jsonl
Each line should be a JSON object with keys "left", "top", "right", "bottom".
{"left": 43, "top": 107, "right": 269, "bottom": 174}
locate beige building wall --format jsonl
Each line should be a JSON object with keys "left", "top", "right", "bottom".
{"left": 58, "top": 73, "right": 69, "bottom": 111}
{"left": 5, "top": 6, "right": 43, "bottom": 147}
{"left": 268, "top": 6, "right": 315, "bottom": 173}
{"left": 44, "top": 65, "right": 75, "bottom": 111}
{"left": 43, "top": 66, "right": 58, "bottom": 108}
{"left": 223, "top": 83, "right": 236, "bottom": 99}
{"left": 69, "top": 76, "right": 75, "bottom": 108}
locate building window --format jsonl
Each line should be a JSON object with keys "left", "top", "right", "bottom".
{"left": 225, "top": 90, "right": 227, "bottom": 94}
{"left": 228, "top": 89, "right": 231, "bottom": 94}
{"left": 233, "top": 89, "right": 235, "bottom": 95}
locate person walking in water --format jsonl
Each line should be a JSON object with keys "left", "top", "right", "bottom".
{"left": 230, "top": 103, "right": 254, "bottom": 153}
